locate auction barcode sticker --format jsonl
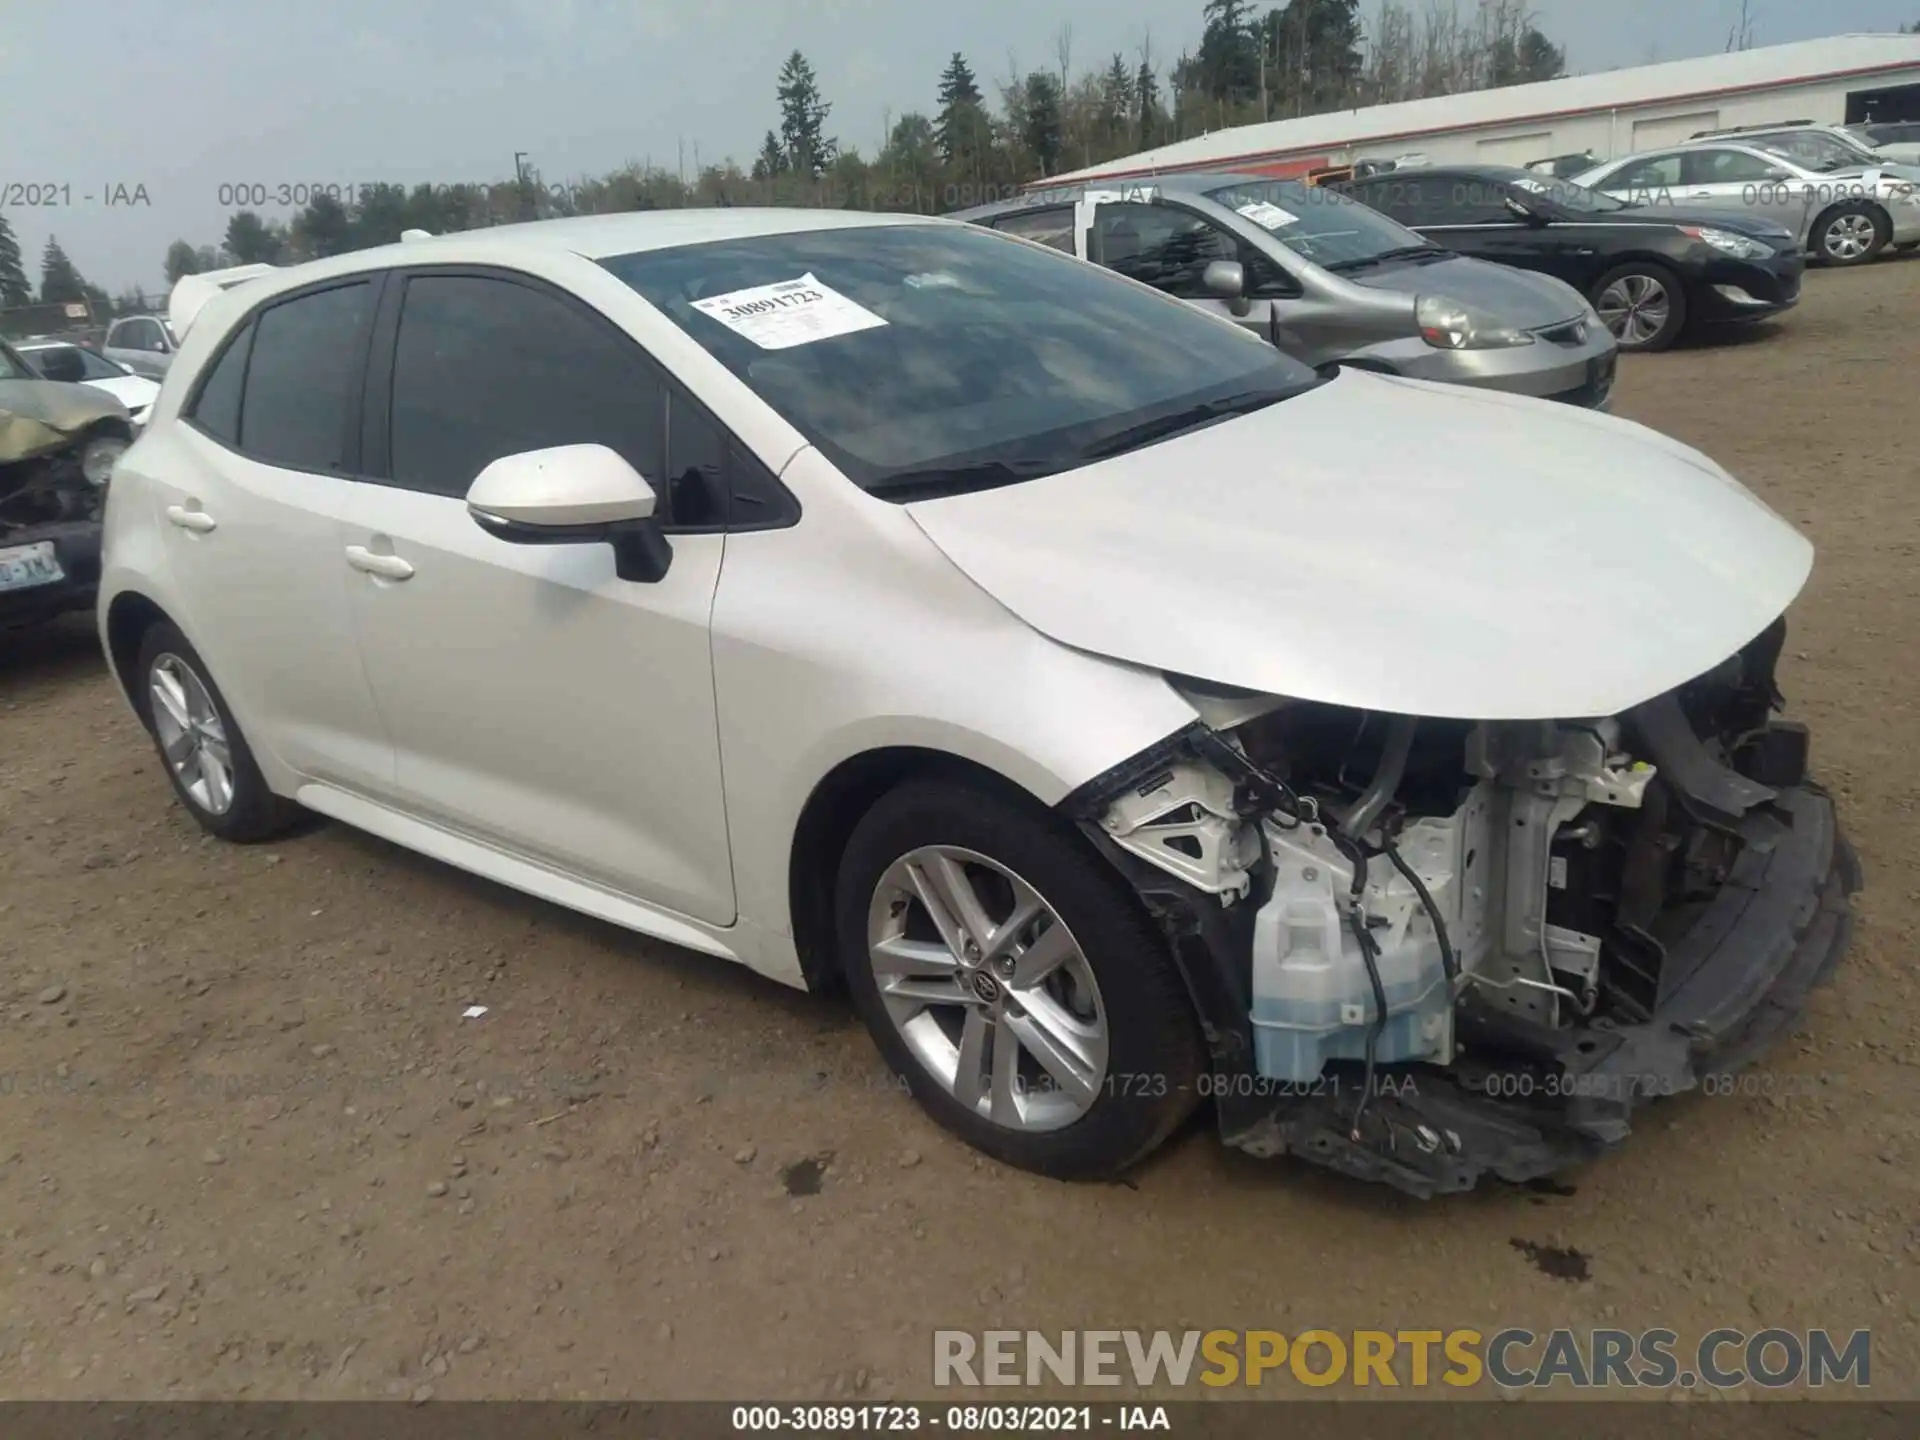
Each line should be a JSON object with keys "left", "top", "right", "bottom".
{"left": 689, "top": 273, "right": 888, "bottom": 350}
{"left": 1235, "top": 200, "right": 1298, "bottom": 230}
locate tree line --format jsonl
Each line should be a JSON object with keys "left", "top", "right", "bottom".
{"left": 3, "top": 0, "right": 1570, "bottom": 313}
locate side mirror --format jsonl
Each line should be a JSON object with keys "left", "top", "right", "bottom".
{"left": 1503, "top": 195, "right": 1548, "bottom": 226}
{"left": 1202, "top": 259, "right": 1247, "bottom": 300}
{"left": 466, "top": 443, "right": 673, "bottom": 584}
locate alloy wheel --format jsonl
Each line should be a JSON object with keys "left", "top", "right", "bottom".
{"left": 1823, "top": 212, "right": 1878, "bottom": 262}
{"left": 149, "top": 654, "right": 235, "bottom": 815}
{"left": 1595, "top": 274, "right": 1671, "bottom": 347}
{"left": 865, "top": 845, "right": 1109, "bottom": 1133}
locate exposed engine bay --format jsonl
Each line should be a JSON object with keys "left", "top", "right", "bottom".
{"left": 1, "top": 381, "right": 127, "bottom": 627}
{"left": 1068, "top": 618, "right": 1861, "bottom": 1196}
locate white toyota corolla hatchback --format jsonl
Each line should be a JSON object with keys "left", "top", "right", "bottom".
{"left": 97, "top": 209, "right": 1858, "bottom": 1195}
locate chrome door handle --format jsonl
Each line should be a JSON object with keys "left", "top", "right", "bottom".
{"left": 164, "top": 504, "right": 216, "bottom": 533}
{"left": 344, "top": 545, "right": 414, "bottom": 581}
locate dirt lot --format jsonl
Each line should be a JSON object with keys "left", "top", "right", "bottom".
{"left": 3, "top": 259, "right": 1918, "bottom": 1405}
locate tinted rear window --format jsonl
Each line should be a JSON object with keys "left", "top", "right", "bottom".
{"left": 188, "top": 322, "right": 253, "bottom": 446}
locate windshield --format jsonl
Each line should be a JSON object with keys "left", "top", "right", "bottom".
{"left": 1201, "top": 178, "right": 1435, "bottom": 267}
{"left": 1756, "top": 130, "right": 1879, "bottom": 172}
{"left": 20, "top": 344, "right": 128, "bottom": 382}
{"left": 604, "top": 222, "right": 1317, "bottom": 498}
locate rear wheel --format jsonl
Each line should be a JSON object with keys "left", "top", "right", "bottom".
{"left": 134, "top": 622, "right": 300, "bottom": 842}
{"left": 1592, "top": 262, "right": 1687, "bottom": 352}
{"left": 836, "top": 778, "right": 1202, "bottom": 1179}
{"left": 1811, "top": 202, "right": 1890, "bottom": 266}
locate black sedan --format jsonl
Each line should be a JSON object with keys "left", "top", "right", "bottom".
{"left": 1334, "top": 164, "right": 1805, "bottom": 352}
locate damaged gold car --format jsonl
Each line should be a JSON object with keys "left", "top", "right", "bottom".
{"left": 1, "top": 339, "right": 134, "bottom": 629}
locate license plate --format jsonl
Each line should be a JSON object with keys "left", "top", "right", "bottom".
{"left": 0, "top": 541, "right": 65, "bottom": 593}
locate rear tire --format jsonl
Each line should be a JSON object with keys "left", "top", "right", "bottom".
{"left": 835, "top": 778, "right": 1203, "bottom": 1179}
{"left": 1591, "top": 262, "right": 1687, "bottom": 352}
{"left": 1811, "top": 202, "right": 1890, "bottom": 266}
{"left": 134, "top": 622, "right": 300, "bottom": 843}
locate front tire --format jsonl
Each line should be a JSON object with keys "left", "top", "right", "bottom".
{"left": 1592, "top": 262, "right": 1687, "bottom": 352}
{"left": 134, "top": 622, "right": 300, "bottom": 842}
{"left": 836, "top": 778, "right": 1203, "bottom": 1179}
{"left": 1811, "top": 202, "right": 1890, "bottom": 266}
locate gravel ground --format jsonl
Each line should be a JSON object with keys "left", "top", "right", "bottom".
{"left": 2, "top": 256, "right": 1917, "bottom": 1403}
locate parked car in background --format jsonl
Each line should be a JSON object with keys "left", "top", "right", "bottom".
{"left": 1688, "top": 121, "right": 1920, "bottom": 184}
{"left": 1573, "top": 142, "right": 1920, "bottom": 266}
{"left": 958, "top": 173, "right": 1618, "bottom": 409}
{"left": 14, "top": 340, "right": 162, "bottom": 426}
{"left": 1, "top": 339, "right": 133, "bottom": 629}
{"left": 1525, "top": 151, "right": 1602, "bottom": 179}
{"left": 95, "top": 208, "right": 1855, "bottom": 1194}
{"left": 1338, "top": 164, "right": 1806, "bottom": 352}
{"left": 1847, "top": 120, "right": 1920, "bottom": 166}
{"left": 102, "top": 314, "right": 182, "bottom": 380}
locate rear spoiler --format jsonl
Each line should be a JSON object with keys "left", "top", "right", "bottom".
{"left": 167, "top": 263, "right": 278, "bottom": 340}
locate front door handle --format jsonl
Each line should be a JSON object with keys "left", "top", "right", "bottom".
{"left": 344, "top": 545, "right": 415, "bottom": 581}
{"left": 164, "top": 504, "right": 216, "bottom": 533}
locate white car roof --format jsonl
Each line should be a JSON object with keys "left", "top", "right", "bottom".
{"left": 167, "top": 208, "right": 948, "bottom": 340}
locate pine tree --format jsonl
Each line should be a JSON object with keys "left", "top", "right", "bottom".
{"left": 0, "top": 212, "right": 30, "bottom": 309}
{"left": 163, "top": 240, "right": 201, "bottom": 285}
{"left": 751, "top": 130, "right": 788, "bottom": 182}
{"left": 935, "top": 52, "right": 985, "bottom": 165}
{"left": 1135, "top": 61, "right": 1164, "bottom": 148}
{"left": 1198, "top": 0, "right": 1261, "bottom": 105}
{"left": 39, "top": 236, "right": 86, "bottom": 305}
{"left": 1021, "top": 71, "right": 1065, "bottom": 175}
{"left": 776, "top": 51, "right": 836, "bottom": 179}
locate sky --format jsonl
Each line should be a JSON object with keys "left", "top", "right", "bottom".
{"left": 4, "top": 0, "right": 1919, "bottom": 293}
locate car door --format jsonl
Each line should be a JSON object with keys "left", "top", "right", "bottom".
{"left": 1084, "top": 198, "right": 1311, "bottom": 353}
{"left": 144, "top": 278, "right": 395, "bottom": 794}
{"left": 1677, "top": 148, "right": 1812, "bottom": 237}
{"left": 333, "top": 267, "right": 736, "bottom": 926}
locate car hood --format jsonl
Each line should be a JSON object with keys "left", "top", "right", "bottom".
{"left": 1348, "top": 252, "right": 1585, "bottom": 324}
{"left": 904, "top": 370, "right": 1812, "bottom": 721}
{"left": 0, "top": 378, "right": 127, "bottom": 464}
{"left": 83, "top": 374, "right": 161, "bottom": 410}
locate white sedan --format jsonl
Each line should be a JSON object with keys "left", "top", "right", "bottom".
{"left": 95, "top": 208, "right": 1858, "bottom": 1195}
{"left": 13, "top": 339, "right": 163, "bottom": 425}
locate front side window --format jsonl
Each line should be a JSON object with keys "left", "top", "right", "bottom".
{"left": 1093, "top": 201, "right": 1240, "bottom": 297}
{"left": 239, "top": 283, "right": 374, "bottom": 472}
{"left": 603, "top": 222, "right": 1314, "bottom": 499}
{"left": 1419, "top": 178, "right": 1519, "bottom": 226}
{"left": 24, "top": 344, "right": 126, "bottom": 382}
{"left": 0, "top": 341, "right": 29, "bottom": 380}
{"left": 1682, "top": 149, "right": 1791, "bottom": 186}
{"left": 1606, "top": 154, "right": 1683, "bottom": 192}
{"left": 992, "top": 206, "right": 1077, "bottom": 253}
{"left": 387, "top": 274, "right": 667, "bottom": 503}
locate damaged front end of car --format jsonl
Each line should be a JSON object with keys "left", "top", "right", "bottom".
{"left": 0, "top": 382, "right": 131, "bottom": 628}
{"left": 1063, "top": 617, "right": 1861, "bottom": 1197}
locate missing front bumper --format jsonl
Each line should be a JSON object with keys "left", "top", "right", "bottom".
{"left": 1217, "top": 783, "right": 1860, "bottom": 1198}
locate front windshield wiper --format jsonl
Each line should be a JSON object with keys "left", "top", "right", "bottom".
{"left": 1325, "top": 244, "right": 1452, "bottom": 272}
{"left": 1075, "top": 388, "right": 1298, "bottom": 464}
{"left": 868, "top": 456, "right": 1065, "bottom": 501}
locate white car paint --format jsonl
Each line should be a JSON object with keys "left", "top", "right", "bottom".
{"left": 905, "top": 369, "right": 1810, "bottom": 722}
{"left": 97, "top": 207, "right": 1814, "bottom": 998}
{"left": 167, "top": 263, "right": 278, "bottom": 340}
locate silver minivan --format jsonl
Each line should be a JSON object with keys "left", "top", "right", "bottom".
{"left": 958, "top": 172, "right": 1618, "bottom": 409}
